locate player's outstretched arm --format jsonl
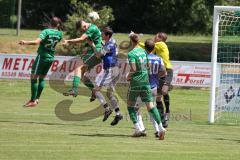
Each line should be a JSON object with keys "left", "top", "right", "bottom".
{"left": 62, "top": 34, "right": 88, "bottom": 45}
{"left": 19, "top": 38, "right": 42, "bottom": 45}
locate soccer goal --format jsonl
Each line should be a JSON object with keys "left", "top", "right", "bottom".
{"left": 209, "top": 6, "right": 240, "bottom": 124}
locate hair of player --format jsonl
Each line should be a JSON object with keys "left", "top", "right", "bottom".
{"left": 129, "top": 33, "right": 139, "bottom": 44}
{"left": 157, "top": 32, "right": 167, "bottom": 42}
{"left": 103, "top": 26, "right": 113, "bottom": 38}
{"left": 144, "top": 39, "right": 155, "bottom": 53}
{"left": 50, "top": 17, "right": 62, "bottom": 30}
{"left": 76, "top": 20, "right": 82, "bottom": 30}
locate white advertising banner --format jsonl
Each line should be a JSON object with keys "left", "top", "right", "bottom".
{"left": 171, "top": 61, "right": 211, "bottom": 87}
{"left": 0, "top": 54, "right": 212, "bottom": 87}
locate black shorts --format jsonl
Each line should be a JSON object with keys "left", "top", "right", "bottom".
{"left": 159, "top": 68, "right": 173, "bottom": 91}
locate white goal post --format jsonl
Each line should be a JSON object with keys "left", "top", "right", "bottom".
{"left": 209, "top": 6, "right": 240, "bottom": 124}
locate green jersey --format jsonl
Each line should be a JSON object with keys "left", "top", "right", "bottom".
{"left": 37, "top": 28, "right": 62, "bottom": 59}
{"left": 128, "top": 47, "right": 150, "bottom": 89}
{"left": 85, "top": 24, "right": 102, "bottom": 49}
{"left": 81, "top": 24, "right": 102, "bottom": 67}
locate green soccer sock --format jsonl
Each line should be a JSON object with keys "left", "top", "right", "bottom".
{"left": 72, "top": 76, "right": 81, "bottom": 89}
{"left": 83, "top": 78, "right": 94, "bottom": 90}
{"left": 31, "top": 78, "right": 38, "bottom": 101}
{"left": 127, "top": 107, "right": 138, "bottom": 124}
{"left": 149, "top": 107, "right": 161, "bottom": 125}
{"left": 36, "top": 78, "right": 45, "bottom": 99}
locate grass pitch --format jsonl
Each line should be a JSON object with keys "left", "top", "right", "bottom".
{"left": 0, "top": 80, "right": 239, "bottom": 160}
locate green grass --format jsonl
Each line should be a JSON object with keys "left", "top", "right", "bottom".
{"left": 0, "top": 29, "right": 213, "bottom": 61}
{"left": 0, "top": 80, "right": 240, "bottom": 160}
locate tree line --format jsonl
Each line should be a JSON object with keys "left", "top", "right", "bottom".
{"left": 2, "top": 0, "right": 240, "bottom": 34}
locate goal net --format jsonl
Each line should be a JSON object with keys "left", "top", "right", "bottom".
{"left": 0, "top": 0, "right": 17, "bottom": 35}
{"left": 209, "top": 6, "right": 240, "bottom": 124}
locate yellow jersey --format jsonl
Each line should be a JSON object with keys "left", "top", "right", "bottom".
{"left": 138, "top": 42, "right": 172, "bottom": 69}
{"left": 154, "top": 42, "right": 172, "bottom": 69}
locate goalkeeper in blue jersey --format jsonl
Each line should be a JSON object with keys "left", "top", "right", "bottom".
{"left": 135, "top": 39, "right": 167, "bottom": 138}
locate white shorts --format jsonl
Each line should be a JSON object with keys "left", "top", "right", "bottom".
{"left": 95, "top": 66, "right": 120, "bottom": 89}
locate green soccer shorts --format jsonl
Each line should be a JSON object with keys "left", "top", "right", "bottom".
{"left": 82, "top": 48, "right": 102, "bottom": 69}
{"left": 127, "top": 85, "right": 153, "bottom": 103}
{"left": 31, "top": 55, "right": 53, "bottom": 76}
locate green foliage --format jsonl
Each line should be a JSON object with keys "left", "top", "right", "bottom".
{"left": 63, "top": 0, "right": 114, "bottom": 55}
{"left": 0, "top": 0, "right": 16, "bottom": 28}
{"left": 21, "top": 0, "right": 70, "bottom": 29}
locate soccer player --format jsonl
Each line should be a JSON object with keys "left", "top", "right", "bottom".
{"left": 62, "top": 20, "right": 102, "bottom": 99}
{"left": 135, "top": 39, "right": 166, "bottom": 137}
{"left": 127, "top": 33, "right": 166, "bottom": 140}
{"left": 19, "top": 17, "right": 62, "bottom": 107}
{"left": 153, "top": 32, "right": 173, "bottom": 128}
{"left": 90, "top": 26, "right": 123, "bottom": 125}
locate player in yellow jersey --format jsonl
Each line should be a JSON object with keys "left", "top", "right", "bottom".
{"left": 137, "top": 32, "right": 172, "bottom": 128}
{"left": 153, "top": 32, "right": 173, "bottom": 128}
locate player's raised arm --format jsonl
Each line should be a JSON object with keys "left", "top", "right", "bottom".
{"left": 19, "top": 38, "right": 42, "bottom": 45}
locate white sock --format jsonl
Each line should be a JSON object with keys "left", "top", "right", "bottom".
{"left": 158, "top": 122, "right": 165, "bottom": 132}
{"left": 150, "top": 114, "right": 160, "bottom": 132}
{"left": 95, "top": 91, "right": 107, "bottom": 106}
{"left": 134, "top": 122, "right": 142, "bottom": 132}
{"left": 115, "top": 110, "right": 121, "bottom": 116}
{"left": 137, "top": 114, "right": 145, "bottom": 131}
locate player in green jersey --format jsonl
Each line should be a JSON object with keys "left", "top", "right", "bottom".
{"left": 62, "top": 20, "right": 102, "bottom": 100}
{"left": 19, "top": 17, "right": 62, "bottom": 107}
{"left": 127, "top": 33, "right": 166, "bottom": 140}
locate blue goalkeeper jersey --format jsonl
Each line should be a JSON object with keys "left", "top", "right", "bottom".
{"left": 148, "top": 53, "right": 164, "bottom": 89}
{"left": 102, "top": 38, "right": 118, "bottom": 69}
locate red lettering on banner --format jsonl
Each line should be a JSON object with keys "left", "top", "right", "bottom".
{"left": 69, "top": 61, "right": 76, "bottom": 72}
{"left": 13, "top": 58, "right": 21, "bottom": 70}
{"left": 2, "top": 71, "right": 16, "bottom": 77}
{"left": 22, "top": 58, "right": 28, "bottom": 70}
{"left": 51, "top": 60, "right": 59, "bottom": 71}
{"left": 28, "top": 59, "right": 34, "bottom": 70}
{"left": 2, "top": 58, "right": 13, "bottom": 70}
{"left": 96, "top": 65, "right": 102, "bottom": 74}
{"left": 59, "top": 61, "right": 67, "bottom": 72}
{"left": 184, "top": 74, "right": 190, "bottom": 83}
